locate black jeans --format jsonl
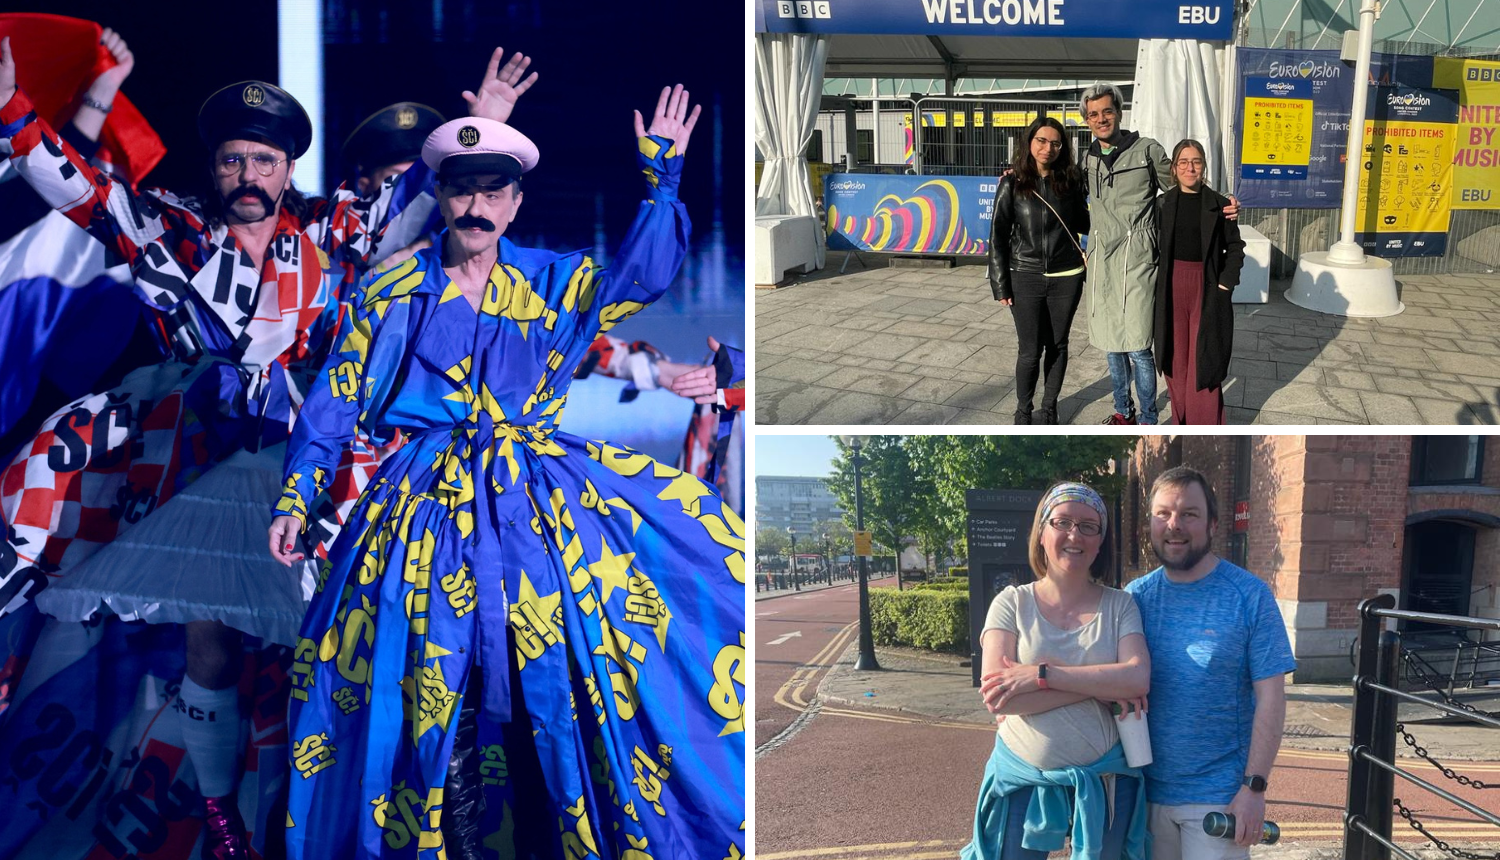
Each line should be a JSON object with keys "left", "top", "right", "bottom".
{"left": 1008, "top": 270, "right": 1084, "bottom": 416}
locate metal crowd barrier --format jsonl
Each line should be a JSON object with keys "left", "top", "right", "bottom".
{"left": 1343, "top": 593, "right": 1500, "bottom": 860}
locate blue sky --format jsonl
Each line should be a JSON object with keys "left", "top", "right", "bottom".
{"left": 755, "top": 435, "right": 840, "bottom": 478}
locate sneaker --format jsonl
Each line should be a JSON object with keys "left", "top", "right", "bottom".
{"left": 202, "top": 795, "right": 252, "bottom": 859}
{"left": 1101, "top": 411, "right": 1135, "bottom": 425}
{"left": 1014, "top": 408, "right": 1032, "bottom": 425}
{"left": 1036, "top": 407, "right": 1058, "bottom": 425}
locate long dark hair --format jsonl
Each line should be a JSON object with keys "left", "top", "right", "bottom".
{"left": 1011, "top": 116, "right": 1079, "bottom": 197}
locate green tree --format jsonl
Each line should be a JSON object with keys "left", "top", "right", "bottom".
{"left": 811, "top": 518, "right": 852, "bottom": 563}
{"left": 827, "top": 436, "right": 934, "bottom": 578}
{"left": 756, "top": 527, "right": 789, "bottom": 563}
{"left": 904, "top": 435, "right": 1138, "bottom": 551}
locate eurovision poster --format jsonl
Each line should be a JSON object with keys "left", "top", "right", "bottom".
{"left": 1354, "top": 87, "right": 1459, "bottom": 258}
{"left": 824, "top": 174, "right": 993, "bottom": 255}
{"left": 1432, "top": 58, "right": 1500, "bottom": 210}
{"left": 1240, "top": 77, "right": 1314, "bottom": 180}
{"left": 1232, "top": 49, "right": 1435, "bottom": 208}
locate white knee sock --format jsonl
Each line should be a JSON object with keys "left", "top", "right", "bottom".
{"left": 177, "top": 676, "right": 242, "bottom": 798}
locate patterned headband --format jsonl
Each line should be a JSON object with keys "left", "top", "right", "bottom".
{"left": 1040, "top": 482, "right": 1108, "bottom": 536}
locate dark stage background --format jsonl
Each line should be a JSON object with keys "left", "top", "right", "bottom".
{"left": 1, "top": 0, "right": 745, "bottom": 461}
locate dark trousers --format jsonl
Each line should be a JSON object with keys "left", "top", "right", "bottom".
{"left": 1008, "top": 270, "right": 1084, "bottom": 417}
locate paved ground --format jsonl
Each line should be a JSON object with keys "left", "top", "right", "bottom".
{"left": 755, "top": 252, "right": 1500, "bottom": 425}
{"left": 754, "top": 583, "right": 1500, "bottom": 858}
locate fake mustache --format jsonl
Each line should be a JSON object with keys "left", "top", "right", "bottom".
{"left": 225, "top": 185, "right": 276, "bottom": 209}
{"left": 454, "top": 215, "right": 497, "bottom": 232}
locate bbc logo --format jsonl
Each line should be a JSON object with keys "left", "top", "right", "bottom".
{"left": 1466, "top": 67, "right": 1495, "bottom": 82}
{"left": 778, "top": 1, "right": 832, "bottom": 18}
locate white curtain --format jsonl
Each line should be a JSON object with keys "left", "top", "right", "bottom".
{"left": 754, "top": 32, "right": 830, "bottom": 267}
{"left": 1132, "top": 39, "right": 1229, "bottom": 191}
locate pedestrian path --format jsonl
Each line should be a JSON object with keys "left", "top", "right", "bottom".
{"left": 756, "top": 253, "right": 1500, "bottom": 425}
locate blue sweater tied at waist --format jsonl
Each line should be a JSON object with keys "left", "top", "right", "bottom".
{"left": 960, "top": 733, "right": 1150, "bottom": 860}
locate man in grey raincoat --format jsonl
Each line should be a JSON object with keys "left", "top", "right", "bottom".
{"left": 1080, "top": 83, "right": 1171, "bottom": 425}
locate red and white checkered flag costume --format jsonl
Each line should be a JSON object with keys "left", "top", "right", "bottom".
{"left": 0, "top": 85, "right": 435, "bottom": 635}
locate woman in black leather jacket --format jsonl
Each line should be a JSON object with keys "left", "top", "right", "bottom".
{"left": 988, "top": 116, "right": 1090, "bottom": 424}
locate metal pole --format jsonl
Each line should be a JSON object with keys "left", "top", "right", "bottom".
{"left": 790, "top": 533, "right": 799, "bottom": 591}
{"left": 1329, "top": 0, "right": 1380, "bottom": 263}
{"left": 1344, "top": 593, "right": 1395, "bottom": 859}
{"left": 853, "top": 449, "right": 881, "bottom": 671}
{"left": 1367, "top": 630, "right": 1401, "bottom": 860}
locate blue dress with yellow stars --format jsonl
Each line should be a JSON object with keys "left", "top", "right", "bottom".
{"left": 274, "top": 136, "right": 745, "bottom": 860}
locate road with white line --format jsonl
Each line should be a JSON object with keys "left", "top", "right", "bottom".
{"left": 754, "top": 582, "right": 1500, "bottom": 859}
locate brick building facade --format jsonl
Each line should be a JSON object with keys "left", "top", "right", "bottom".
{"left": 1121, "top": 435, "right": 1500, "bottom": 682}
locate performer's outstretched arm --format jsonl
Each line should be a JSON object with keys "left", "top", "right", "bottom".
{"left": 581, "top": 86, "right": 700, "bottom": 339}
{"left": 0, "top": 37, "right": 176, "bottom": 267}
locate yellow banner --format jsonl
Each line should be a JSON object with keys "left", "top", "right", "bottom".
{"left": 1433, "top": 58, "right": 1500, "bottom": 209}
{"left": 1354, "top": 117, "right": 1456, "bottom": 246}
{"left": 1241, "top": 95, "right": 1312, "bottom": 171}
{"left": 853, "top": 531, "right": 873, "bottom": 557}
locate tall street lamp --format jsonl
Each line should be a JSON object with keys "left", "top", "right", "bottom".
{"left": 787, "top": 526, "right": 799, "bottom": 591}
{"left": 840, "top": 435, "right": 881, "bottom": 671}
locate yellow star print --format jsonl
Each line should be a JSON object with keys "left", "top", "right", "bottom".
{"left": 588, "top": 539, "right": 637, "bottom": 603}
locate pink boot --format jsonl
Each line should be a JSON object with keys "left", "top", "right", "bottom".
{"left": 202, "top": 795, "right": 251, "bottom": 859}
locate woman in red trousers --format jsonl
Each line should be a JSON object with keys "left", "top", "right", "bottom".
{"left": 1152, "top": 139, "right": 1245, "bottom": 424}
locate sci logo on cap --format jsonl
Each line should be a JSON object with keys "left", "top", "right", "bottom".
{"left": 243, "top": 84, "right": 266, "bottom": 107}
{"left": 397, "top": 107, "right": 418, "bottom": 129}
{"left": 458, "top": 126, "right": 481, "bottom": 147}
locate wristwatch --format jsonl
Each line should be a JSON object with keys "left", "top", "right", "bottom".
{"left": 1036, "top": 662, "right": 1050, "bottom": 690}
{"left": 1243, "top": 774, "right": 1268, "bottom": 793}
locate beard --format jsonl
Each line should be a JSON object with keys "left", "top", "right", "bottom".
{"left": 1151, "top": 530, "right": 1213, "bottom": 573}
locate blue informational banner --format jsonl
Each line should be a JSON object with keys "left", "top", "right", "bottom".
{"left": 756, "top": 0, "right": 1234, "bottom": 40}
{"left": 824, "top": 173, "right": 996, "bottom": 255}
{"left": 1232, "top": 49, "right": 1436, "bottom": 208}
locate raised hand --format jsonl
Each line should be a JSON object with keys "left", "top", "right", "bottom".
{"left": 0, "top": 37, "right": 17, "bottom": 107}
{"left": 89, "top": 28, "right": 135, "bottom": 97}
{"left": 463, "top": 47, "right": 538, "bottom": 123}
{"left": 633, "top": 85, "right": 702, "bottom": 156}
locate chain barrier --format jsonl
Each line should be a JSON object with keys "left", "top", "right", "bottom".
{"left": 1394, "top": 723, "right": 1495, "bottom": 791}
{"left": 1391, "top": 644, "right": 1499, "bottom": 858}
{"left": 1393, "top": 797, "right": 1500, "bottom": 860}
{"left": 1401, "top": 649, "right": 1500, "bottom": 721}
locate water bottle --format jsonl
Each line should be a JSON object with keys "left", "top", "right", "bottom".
{"left": 1203, "top": 812, "right": 1280, "bottom": 845}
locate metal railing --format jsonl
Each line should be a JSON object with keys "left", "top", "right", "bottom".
{"left": 812, "top": 96, "right": 1094, "bottom": 177}
{"left": 1344, "top": 594, "right": 1500, "bottom": 860}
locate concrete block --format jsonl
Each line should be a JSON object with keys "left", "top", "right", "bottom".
{"left": 1234, "top": 225, "right": 1272, "bottom": 304}
{"left": 755, "top": 215, "right": 821, "bottom": 285}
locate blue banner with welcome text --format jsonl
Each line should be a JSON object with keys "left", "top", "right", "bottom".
{"left": 755, "top": 0, "right": 1234, "bottom": 39}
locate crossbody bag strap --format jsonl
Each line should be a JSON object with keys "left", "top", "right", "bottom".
{"left": 1031, "top": 189, "right": 1087, "bottom": 265}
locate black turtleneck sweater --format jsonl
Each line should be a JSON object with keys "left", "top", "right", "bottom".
{"left": 1172, "top": 190, "right": 1203, "bottom": 262}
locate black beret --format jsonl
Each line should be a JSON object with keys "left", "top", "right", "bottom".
{"left": 198, "top": 81, "right": 313, "bottom": 159}
{"left": 341, "top": 102, "right": 446, "bottom": 176}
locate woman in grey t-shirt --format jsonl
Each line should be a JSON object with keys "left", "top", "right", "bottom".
{"left": 960, "top": 482, "right": 1151, "bottom": 860}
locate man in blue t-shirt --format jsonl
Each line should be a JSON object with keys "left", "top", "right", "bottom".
{"left": 1125, "top": 466, "right": 1297, "bottom": 859}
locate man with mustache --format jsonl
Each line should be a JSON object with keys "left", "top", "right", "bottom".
{"left": 0, "top": 37, "right": 533, "bottom": 858}
{"left": 266, "top": 85, "right": 745, "bottom": 860}
{"left": 1124, "top": 466, "right": 1294, "bottom": 859}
